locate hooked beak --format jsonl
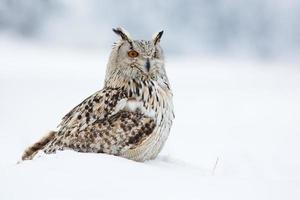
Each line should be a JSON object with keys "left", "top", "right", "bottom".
{"left": 145, "top": 58, "right": 151, "bottom": 72}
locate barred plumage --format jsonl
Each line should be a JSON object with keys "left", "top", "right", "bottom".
{"left": 22, "top": 27, "right": 174, "bottom": 162}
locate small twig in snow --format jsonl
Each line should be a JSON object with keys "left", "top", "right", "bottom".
{"left": 211, "top": 157, "right": 219, "bottom": 176}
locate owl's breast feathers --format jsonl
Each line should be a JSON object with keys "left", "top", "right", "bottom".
{"left": 53, "top": 83, "right": 173, "bottom": 159}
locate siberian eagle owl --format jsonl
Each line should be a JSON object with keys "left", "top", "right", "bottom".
{"left": 22, "top": 27, "right": 174, "bottom": 162}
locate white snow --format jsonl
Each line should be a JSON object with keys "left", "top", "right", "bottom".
{"left": 1, "top": 38, "right": 300, "bottom": 200}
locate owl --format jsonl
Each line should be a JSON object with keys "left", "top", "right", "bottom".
{"left": 22, "top": 27, "right": 174, "bottom": 162}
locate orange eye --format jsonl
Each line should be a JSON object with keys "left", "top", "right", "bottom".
{"left": 128, "top": 50, "right": 139, "bottom": 58}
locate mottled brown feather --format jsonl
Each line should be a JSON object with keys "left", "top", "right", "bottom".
{"left": 44, "top": 111, "right": 155, "bottom": 156}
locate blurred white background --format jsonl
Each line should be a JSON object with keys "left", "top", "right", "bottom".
{"left": 1, "top": 0, "right": 300, "bottom": 61}
{"left": 1, "top": 1, "right": 300, "bottom": 200}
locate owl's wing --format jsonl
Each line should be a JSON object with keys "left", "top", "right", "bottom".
{"left": 58, "top": 87, "right": 127, "bottom": 133}
{"left": 57, "top": 111, "right": 156, "bottom": 157}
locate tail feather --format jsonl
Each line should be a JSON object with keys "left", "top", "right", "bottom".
{"left": 22, "top": 131, "right": 56, "bottom": 161}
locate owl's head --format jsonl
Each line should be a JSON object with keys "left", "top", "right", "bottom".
{"left": 105, "top": 27, "right": 166, "bottom": 86}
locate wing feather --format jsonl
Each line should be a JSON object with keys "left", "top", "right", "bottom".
{"left": 54, "top": 111, "right": 156, "bottom": 156}
{"left": 58, "top": 87, "right": 127, "bottom": 133}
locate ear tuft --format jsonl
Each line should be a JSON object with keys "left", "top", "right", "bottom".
{"left": 153, "top": 30, "right": 164, "bottom": 45}
{"left": 112, "top": 27, "right": 132, "bottom": 42}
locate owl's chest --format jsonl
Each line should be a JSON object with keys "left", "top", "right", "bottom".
{"left": 123, "top": 82, "right": 173, "bottom": 122}
{"left": 124, "top": 99, "right": 155, "bottom": 118}
{"left": 121, "top": 82, "right": 174, "bottom": 161}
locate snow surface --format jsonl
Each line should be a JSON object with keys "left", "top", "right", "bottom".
{"left": 1, "top": 38, "right": 300, "bottom": 199}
